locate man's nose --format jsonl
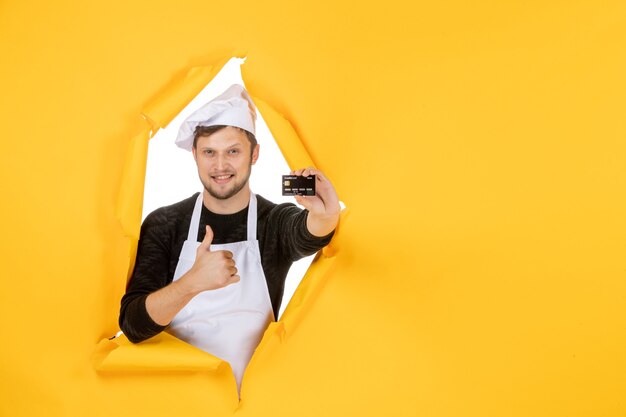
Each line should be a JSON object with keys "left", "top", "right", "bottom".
{"left": 215, "top": 153, "right": 227, "bottom": 170}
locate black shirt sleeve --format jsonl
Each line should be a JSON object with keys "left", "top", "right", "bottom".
{"left": 265, "top": 202, "right": 334, "bottom": 261}
{"left": 118, "top": 209, "right": 172, "bottom": 343}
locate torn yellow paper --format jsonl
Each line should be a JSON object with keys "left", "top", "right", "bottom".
{"left": 92, "top": 333, "right": 226, "bottom": 372}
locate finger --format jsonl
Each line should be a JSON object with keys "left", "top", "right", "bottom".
{"left": 222, "top": 250, "right": 234, "bottom": 259}
{"left": 229, "top": 275, "right": 241, "bottom": 284}
{"left": 304, "top": 166, "right": 319, "bottom": 177}
{"left": 306, "top": 169, "right": 326, "bottom": 182}
{"left": 229, "top": 266, "right": 238, "bottom": 276}
{"left": 309, "top": 171, "right": 339, "bottom": 204}
{"left": 315, "top": 187, "right": 340, "bottom": 212}
{"left": 199, "top": 225, "right": 213, "bottom": 251}
{"left": 294, "top": 194, "right": 315, "bottom": 211}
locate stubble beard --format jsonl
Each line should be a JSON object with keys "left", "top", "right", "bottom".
{"left": 202, "top": 163, "right": 253, "bottom": 200}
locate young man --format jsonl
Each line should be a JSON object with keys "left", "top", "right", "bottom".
{"left": 119, "top": 84, "right": 340, "bottom": 390}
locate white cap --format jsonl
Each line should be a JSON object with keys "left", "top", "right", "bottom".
{"left": 175, "top": 84, "right": 257, "bottom": 151}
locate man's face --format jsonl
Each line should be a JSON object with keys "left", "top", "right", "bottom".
{"left": 192, "top": 126, "right": 259, "bottom": 200}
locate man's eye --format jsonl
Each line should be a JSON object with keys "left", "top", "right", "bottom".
{"left": 229, "top": 149, "right": 239, "bottom": 154}
{"left": 204, "top": 150, "right": 213, "bottom": 155}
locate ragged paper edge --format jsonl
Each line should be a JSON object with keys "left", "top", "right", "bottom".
{"left": 92, "top": 332, "right": 226, "bottom": 373}
{"left": 142, "top": 58, "right": 232, "bottom": 130}
{"left": 115, "top": 59, "right": 231, "bottom": 242}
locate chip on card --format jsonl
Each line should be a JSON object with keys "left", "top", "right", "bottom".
{"left": 282, "top": 175, "right": 316, "bottom": 196}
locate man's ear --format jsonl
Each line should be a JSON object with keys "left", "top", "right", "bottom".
{"left": 251, "top": 144, "right": 260, "bottom": 165}
{"left": 192, "top": 146, "right": 197, "bottom": 161}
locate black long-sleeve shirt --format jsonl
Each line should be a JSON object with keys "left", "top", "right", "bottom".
{"left": 119, "top": 192, "right": 334, "bottom": 343}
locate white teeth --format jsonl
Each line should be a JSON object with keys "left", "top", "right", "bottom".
{"left": 214, "top": 175, "right": 232, "bottom": 180}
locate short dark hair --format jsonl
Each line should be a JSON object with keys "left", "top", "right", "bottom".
{"left": 192, "top": 125, "right": 257, "bottom": 154}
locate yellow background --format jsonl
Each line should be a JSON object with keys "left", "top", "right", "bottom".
{"left": 1, "top": 1, "right": 625, "bottom": 416}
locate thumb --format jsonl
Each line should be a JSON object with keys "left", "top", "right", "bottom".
{"left": 199, "top": 225, "right": 213, "bottom": 251}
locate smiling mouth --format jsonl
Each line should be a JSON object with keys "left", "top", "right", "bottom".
{"left": 211, "top": 174, "right": 234, "bottom": 184}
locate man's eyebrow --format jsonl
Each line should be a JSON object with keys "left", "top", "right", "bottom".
{"left": 199, "top": 143, "right": 242, "bottom": 151}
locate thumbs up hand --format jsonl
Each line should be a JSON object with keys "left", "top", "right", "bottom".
{"left": 144, "top": 225, "right": 241, "bottom": 326}
{"left": 184, "top": 225, "right": 240, "bottom": 292}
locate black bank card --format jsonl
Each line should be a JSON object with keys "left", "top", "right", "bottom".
{"left": 282, "top": 175, "right": 316, "bottom": 196}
